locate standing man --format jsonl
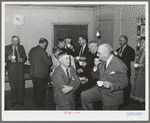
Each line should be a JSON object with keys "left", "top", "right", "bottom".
{"left": 81, "top": 43, "right": 128, "bottom": 110}
{"left": 28, "top": 38, "right": 52, "bottom": 108}
{"left": 76, "top": 35, "right": 94, "bottom": 91}
{"left": 116, "top": 35, "right": 135, "bottom": 105}
{"left": 52, "top": 52, "right": 81, "bottom": 110}
{"left": 5, "top": 36, "right": 27, "bottom": 107}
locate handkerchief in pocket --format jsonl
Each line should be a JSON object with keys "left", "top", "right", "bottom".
{"left": 110, "top": 71, "right": 115, "bottom": 74}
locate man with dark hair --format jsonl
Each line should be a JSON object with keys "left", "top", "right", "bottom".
{"left": 29, "top": 38, "right": 52, "bottom": 108}
{"left": 56, "top": 38, "right": 66, "bottom": 53}
{"left": 81, "top": 43, "right": 128, "bottom": 110}
{"left": 5, "top": 36, "right": 27, "bottom": 107}
{"left": 52, "top": 52, "right": 81, "bottom": 110}
{"left": 116, "top": 35, "right": 135, "bottom": 105}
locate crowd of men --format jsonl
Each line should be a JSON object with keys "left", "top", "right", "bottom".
{"left": 5, "top": 35, "right": 135, "bottom": 110}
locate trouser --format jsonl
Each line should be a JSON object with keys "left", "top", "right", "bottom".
{"left": 32, "top": 77, "right": 47, "bottom": 107}
{"left": 123, "top": 70, "right": 131, "bottom": 105}
{"left": 81, "top": 86, "right": 119, "bottom": 110}
{"left": 8, "top": 63, "right": 25, "bottom": 103}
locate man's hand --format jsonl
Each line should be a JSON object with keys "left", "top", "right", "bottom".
{"left": 77, "top": 68, "right": 84, "bottom": 74}
{"left": 94, "top": 58, "right": 101, "bottom": 66}
{"left": 8, "top": 55, "right": 12, "bottom": 60}
{"left": 62, "top": 85, "right": 73, "bottom": 94}
{"left": 103, "top": 81, "right": 113, "bottom": 89}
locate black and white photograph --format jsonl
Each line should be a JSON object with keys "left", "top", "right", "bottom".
{"left": 1, "top": 1, "right": 149, "bottom": 121}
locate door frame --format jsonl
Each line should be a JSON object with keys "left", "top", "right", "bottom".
{"left": 96, "top": 15, "right": 114, "bottom": 48}
{"left": 51, "top": 22, "right": 89, "bottom": 48}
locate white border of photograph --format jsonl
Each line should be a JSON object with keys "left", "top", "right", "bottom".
{"left": 1, "top": 1, "right": 149, "bottom": 121}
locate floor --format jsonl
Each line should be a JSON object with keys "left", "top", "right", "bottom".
{"left": 5, "top": 87, "right": 145, "bottom": 110}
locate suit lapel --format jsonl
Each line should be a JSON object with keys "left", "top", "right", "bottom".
{"left": 59, "top": 66, "right": 70, "bottom": 84}
{"left": 103, "top": 56, "right": 116, "bottom": 75}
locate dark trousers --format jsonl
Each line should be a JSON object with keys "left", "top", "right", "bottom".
{"left": 32, "top": 77, "right": 47, "bottom": 107}
{"left": 81, "top": 86, "right": 119, "bottom": 110}
{"left": 123, "top": 70, "right": 131, "bottom": 105}
{"left": 8, "top": 63, "right": 25, "bottom": 103}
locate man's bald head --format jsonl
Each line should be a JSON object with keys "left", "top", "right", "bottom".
{"left": 97, "top": 43, "right": 113, "bottom": 61}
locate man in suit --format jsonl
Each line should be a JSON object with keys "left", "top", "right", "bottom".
{"left": 5, "top": 36, "right": 27, "bottom": 107}
{"left": 81, "top": 43, "right": 128, "bottom": 110}
{"left": 76, "top": 35, "right": 94, "bottom": 91}
{"left": 52, "top": 52, "right": 81, "bottom": 110}
{"left": 28, "top": 38, "right": 52, "bottom": 108}
{"left": 116, "top": 35, "right": 135, "bottom": 105}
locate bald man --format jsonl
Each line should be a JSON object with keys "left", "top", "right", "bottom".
{"left": 81, "top": 43, "right": 128, "bottom": 110}
{"left": 52, "top": 52, "right": 81, "bottom": 110}
{"left": 5, "top": 36, "right": 27, "bottom": 107}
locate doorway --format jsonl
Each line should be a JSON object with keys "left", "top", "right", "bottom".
{"left": 52, "top": 23, "right": 88, "bottom": 50}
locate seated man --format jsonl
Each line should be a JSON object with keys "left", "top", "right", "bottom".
{"left": 81, "top": 43, "right": 128, "bottom": 110}
{"left": 52, "top": 52, "right": 81, "bottom": 110}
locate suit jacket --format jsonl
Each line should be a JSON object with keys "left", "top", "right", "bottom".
{"left": 52, "top": 65, "right": 81, "bottom": 110}
{"left": 5, "top": 44, "right": 27, "bottom": 67}
{"left": 116, "top": 45, "right": 135, "bottom": 78}
{"left": 77, "top": 44, "right": 94, "bottom": 77}
{"left": 28, "top": 45, "right": 52, "bottom": 78}
{"left": 92, "top": 56, "right": 128, "bottom": 107}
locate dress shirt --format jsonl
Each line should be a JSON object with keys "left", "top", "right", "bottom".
{"left": 106, "top": 54, "right": 113, "bottom": 68}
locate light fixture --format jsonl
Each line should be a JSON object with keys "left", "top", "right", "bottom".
{"left": 96, "top": 5, "right": 101, "bottom": 39}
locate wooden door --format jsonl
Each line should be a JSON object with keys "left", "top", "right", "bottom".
{"left": 54, "top": 25, "right": 88, "bottom": 50}
{"left": 96, "top": 16, "right": 114, "bottom": 47}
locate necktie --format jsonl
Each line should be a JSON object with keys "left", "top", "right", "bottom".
{"left": 104, "top": 61, "right": 107, "bottom": 71}
{"left": 14, "top": 47, "right": 18, "bottom": 60}
{"left": 66, "top": 68, "right": 71, "bottom": 80}
{"left": 118, "top": 47, "right": 123, "bottom": 56}
{"left": 79, "top": 47, "right": 83, "bottom": 56}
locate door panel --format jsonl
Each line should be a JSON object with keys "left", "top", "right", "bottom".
{"left": 54, "top": 25, "right": 88, "bottom": 50}
{"left": 96, "top": 16, "right": 114, "bottom": 47}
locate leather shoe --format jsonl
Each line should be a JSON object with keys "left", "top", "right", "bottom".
{"left": 11, "top": 103, "right": 17, "bottom": 108}
{"left": 19, "top": 102, "right": 25, "bottom": 106}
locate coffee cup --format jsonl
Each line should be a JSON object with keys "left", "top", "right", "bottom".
{"left": 76, "top": 56, "right": 80, "bottom": 60}
{"left": 134, "top": 63, "right": 139, "bottom": 68}
{"left": 12, "top": 56, "right": 16, "bottom": 60}
{"left": 67, "top": 44, "right": 71, "bottom": 48}
{"left": 97, "top": 81, "right": 103, "bottom": 87}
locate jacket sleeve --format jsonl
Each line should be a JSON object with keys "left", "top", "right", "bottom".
{"left": 42, "top": 51, "right": 52, "bottom": 66}
{"left": 52, "top": 70, "right": 66, "bottom": 91}
{"left": 21, "top": 46, "right": 27, "bottom": 63}
{"left": 112, "top": 63, "right": 128, "bottom": 91}
{"left": 5, "top": 46, "right": 10, "bottom": 62}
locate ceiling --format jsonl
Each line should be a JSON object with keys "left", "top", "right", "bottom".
{"left": 5, "top": 4, "right": 104, "bottom": 8}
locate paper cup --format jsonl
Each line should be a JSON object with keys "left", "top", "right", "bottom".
{"left": 134, "top": 63, "right": 139, "bottom": 68}
{"left": 97, "top": 81, "right": 103, "bottom": 87}
{"left": 114, "top": 52, "right": 118, "bottom": 55}
{"left": 67, "top": 44, "right": 71, "bottom": 48}
{"left": 76, "top": 56, "right": 80, "bottom": 60}
{"left": 12, "top": 56, "right": 16, "bottom": 60}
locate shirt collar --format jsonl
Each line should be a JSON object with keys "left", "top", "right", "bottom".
{"left": 61, "top": 65, "right": 69, "bottom": 75}
{"left": 106, "top": 54, "right": 113, "bottom": 68}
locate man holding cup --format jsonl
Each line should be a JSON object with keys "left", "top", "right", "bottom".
{"left": 81, "top": 43, "right": 128, "bottom": 110}
{"left": 5, "top": 36, "right": 27, "bottom": 107}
